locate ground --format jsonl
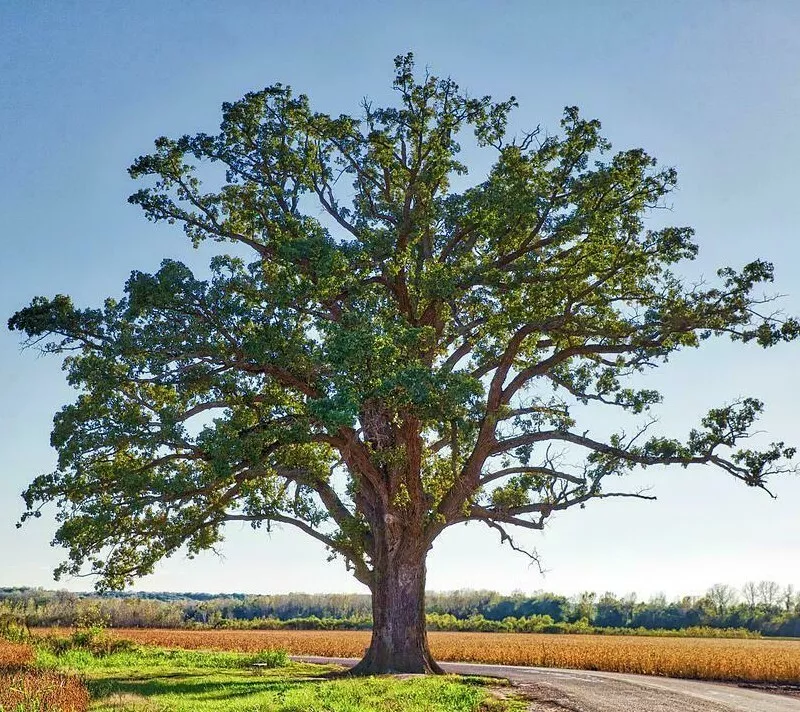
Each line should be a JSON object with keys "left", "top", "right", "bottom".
{"left": 38, "top": 646, "right": 525, "bottom": 712}
{"left": 7, "top": 629, "right": 800, "bottom": 711}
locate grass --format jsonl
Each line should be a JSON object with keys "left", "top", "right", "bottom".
{"left": 0, "top": 640, "right": 89, "bottom": 711}
{"left": 0, "top": 640, "right": 34, "bottom": 670}
{"left": 37, "top": 646, "right": 521, "bottom": 712}
{"left": 0, "top": 669, "right": 90, "bottom": 712}
{"left": 36, "top": 646, "right": 289, "bottom": 672}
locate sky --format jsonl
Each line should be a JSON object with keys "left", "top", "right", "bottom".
{"left": 1, "top": 0, "right": 799, "bottom": 601}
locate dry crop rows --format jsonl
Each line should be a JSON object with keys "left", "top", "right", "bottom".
{"left": 76, "top": 628, "right": 800, "bottom": 683}
{"left": 0, "top": 640, "right": 89, "bottom": 712}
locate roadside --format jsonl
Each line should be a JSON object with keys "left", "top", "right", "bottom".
{"left": 295, "top": 656, "right": 800, "bottom": 712}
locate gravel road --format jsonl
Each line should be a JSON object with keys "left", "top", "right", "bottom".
{"left": 294, "top": 656, "right": 800, "bottom": 711}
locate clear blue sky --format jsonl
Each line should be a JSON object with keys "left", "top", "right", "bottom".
{"left": 2, "top": 0, "right": 799, "bottom": 599}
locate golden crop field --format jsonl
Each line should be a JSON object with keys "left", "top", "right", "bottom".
{"left": 0, "top": 640, "right": 89, "bottom": 712}
{"left": 58, "top": 628, "right": 800, "bottom": 684}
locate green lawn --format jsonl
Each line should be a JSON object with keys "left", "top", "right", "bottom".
{"left": 38, "top": 647, "right": 523, "bottom": 712}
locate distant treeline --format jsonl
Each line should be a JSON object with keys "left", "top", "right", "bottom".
{"left": 1, "top": 582, "right": 798, "bottom": 637}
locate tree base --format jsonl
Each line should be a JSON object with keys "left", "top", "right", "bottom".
{"left": 349, "top": 645, "right": 444, "bottom": 675}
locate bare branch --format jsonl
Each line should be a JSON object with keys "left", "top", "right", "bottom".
{"left": 479, "top": 466, "right": 585, "bottom": 487}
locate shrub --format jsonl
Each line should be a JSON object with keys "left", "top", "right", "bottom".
{"left": 41, "top": 626, "right": 137, "bottom": 657}
{"left": 0, "top": 614, "right": 31, "bottom": 644}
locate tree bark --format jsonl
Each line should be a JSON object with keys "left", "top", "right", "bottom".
{"left": 350, "top": 545, "right": 442, "bottom": 674}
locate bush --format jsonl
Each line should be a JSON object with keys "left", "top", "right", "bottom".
{"left": 40, "top": 626, "right": 137, "bottom": 657}
{"left": 0, "top": 614, "right": 31, "bottom": 644}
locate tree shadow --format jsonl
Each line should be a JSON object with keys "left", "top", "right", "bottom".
{"left": 88, "top": 669, "right": 321, "bottom": 705}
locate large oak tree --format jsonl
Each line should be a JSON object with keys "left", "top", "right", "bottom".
{"left": 10, "top": 55, "right": 799, "bottom": 673}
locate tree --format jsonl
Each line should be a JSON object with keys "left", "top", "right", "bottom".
{"left": 9, "top": 54, "right": 800, "bottom": 674}
{"left": 743, "top": 582, "right": 760, "bottom": 612}
{"left": 705, "top": 583, "right": 737, "bottom": 617}
{"left": 783, "top": 584, "right": 796, "bottom": 613}
{"left": 756, "top": 580, "right": 781, "bottom": 611}
{"left": 571, "top": 592, "right": 597, "bottom": 623}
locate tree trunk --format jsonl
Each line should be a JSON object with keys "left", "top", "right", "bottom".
{"left": 350, "top": 545, "right": 442, "bottom": 674}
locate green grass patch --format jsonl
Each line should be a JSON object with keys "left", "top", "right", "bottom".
{"left": 37, "top": 645, "right": 523, "bottom": 712}
{"left": 36, "top": 645, "right": 288, "bottom": 672}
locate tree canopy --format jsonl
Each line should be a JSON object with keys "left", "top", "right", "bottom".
{"left": 9, "top": 53, "right": 799, "bottom": 672}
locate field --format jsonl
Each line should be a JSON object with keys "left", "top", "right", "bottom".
{"left": 9, "top": 626, "right": 800, "bottom": 710}
{"left": 42, "top": 627, "right": 800, "bottom": 684}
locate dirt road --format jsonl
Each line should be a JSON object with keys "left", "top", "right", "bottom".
{"left": 295, "top": 656, "right": 800, "bottom": 711}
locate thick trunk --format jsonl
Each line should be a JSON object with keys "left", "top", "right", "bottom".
{"left": 351, "top": 547, "right": 442, "bottom": 674}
